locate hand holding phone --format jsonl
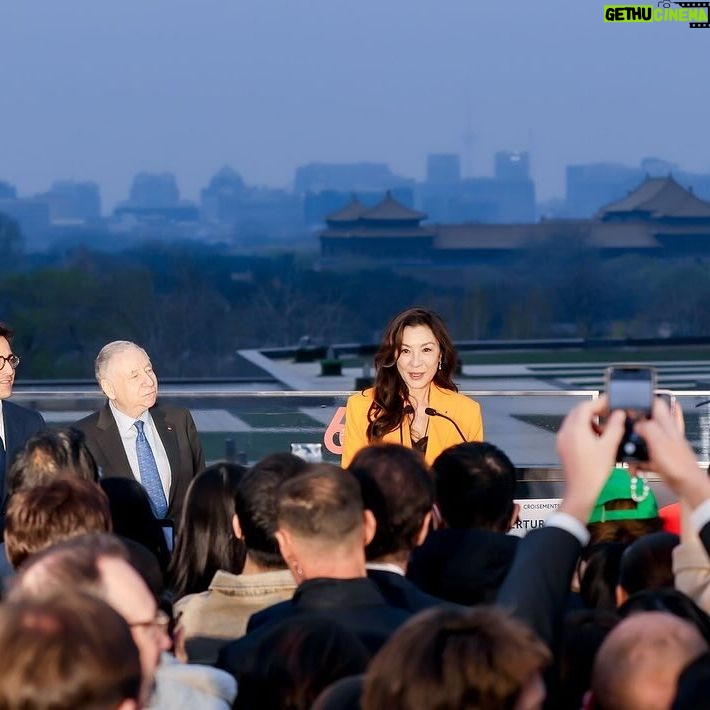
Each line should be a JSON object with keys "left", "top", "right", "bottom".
{"left": 605, "top": 365, "right": 656, "bottom": 462}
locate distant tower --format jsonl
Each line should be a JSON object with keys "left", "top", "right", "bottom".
{"left": 494, "top": 151, "right": 530, "bottom": 181}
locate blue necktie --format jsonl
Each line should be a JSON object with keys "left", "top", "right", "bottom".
{"left": 134, "top": 420, "right": 168, "bottom": 519}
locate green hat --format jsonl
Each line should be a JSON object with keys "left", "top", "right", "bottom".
{"left": 588, "top": 467, "right": 659, "bottom": 524}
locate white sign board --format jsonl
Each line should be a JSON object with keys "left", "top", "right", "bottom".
{"left": 509, "top": 498, "right": 562, "bottom": 538}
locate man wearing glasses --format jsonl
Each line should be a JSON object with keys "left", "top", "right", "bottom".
{"left": 0, "top": 323, "right": 45, "bottom": 501}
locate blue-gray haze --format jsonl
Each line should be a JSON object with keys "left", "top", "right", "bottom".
{"left": 1, "top": 0, "right": 707, "bottom": 209}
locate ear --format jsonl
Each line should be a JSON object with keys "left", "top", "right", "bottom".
{"left": 415, "top": 511, "right": 433, "bottom": 546}
{"left": 275, "top": 528, "right": 294, "bottom": 561}
{"left": 232, "top": 514, "right": 242, "bottom": 541}
{"left": 99, "top": 377, "right": 115, "bottom": 400}
{"left": 615, "top": 584, "right": 628, "bottom": 608}
{"left": 508, "top": 503, "right": 520, "bottom": 531}
{"left": 363, "top": 509, "right": 377, "bottom": 547}
{"left": 116, "top": 700, "right": 139, "bottom": 710}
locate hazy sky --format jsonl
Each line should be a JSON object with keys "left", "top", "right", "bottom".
{"left": 1, "top": 1, "right": 708, "bottom": 210}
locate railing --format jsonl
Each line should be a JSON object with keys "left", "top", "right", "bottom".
{"left": 11, "top": 387, "right": 710, "bottom": 500}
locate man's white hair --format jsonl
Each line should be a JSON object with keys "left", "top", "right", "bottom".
{"left": 94, "top": 341, "right": 148, "bottom": 384}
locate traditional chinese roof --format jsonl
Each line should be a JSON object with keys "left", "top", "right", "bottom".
{"left": 598, "top": 177, "right": 710, "bottom": 219}
{"left": 360, "top": 192, "right": 427, "bottom": 222}
{"left": 325, "top": 196, "right": 368, "bottom": 223}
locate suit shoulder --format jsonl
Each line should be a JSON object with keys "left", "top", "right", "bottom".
{"left": 73, "top": 410, "right": 102, "bottom": 429}
{"left": 3, "top": 400, "right": 44, "bottom": 425}
{"left": 346, "top": 388, "right": 374, "bottom": 410}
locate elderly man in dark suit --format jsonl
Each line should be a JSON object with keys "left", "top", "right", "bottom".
{"left": 0, "top": 324, "right": 45, "bottom": 504}
{"left": 74, "top": 340, "right": 204, "bottom": 525}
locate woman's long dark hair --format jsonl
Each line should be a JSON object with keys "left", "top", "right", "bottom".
{"left": 168, "top": 462, "right": 247, "bottom": 600}
{"left": 367, "top": 307, "right": 459, "bottom": 442}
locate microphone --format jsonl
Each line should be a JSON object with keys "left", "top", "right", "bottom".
{"left": 425, "top": 407, "right": 466, "bottom": 443}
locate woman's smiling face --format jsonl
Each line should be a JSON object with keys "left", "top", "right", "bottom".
{"left": 396, "top": 324, "right": 441, "bottom": 393}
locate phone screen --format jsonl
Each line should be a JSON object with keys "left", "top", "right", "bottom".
{"left": 606, "top": 367, "right": 654, "bottom": 418}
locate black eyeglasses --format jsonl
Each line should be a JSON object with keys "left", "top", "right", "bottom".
{"left": 0, "top": 354, "right": 19, "bottom": 371}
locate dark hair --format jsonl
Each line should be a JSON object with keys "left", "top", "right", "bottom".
{"left": 368, "top": 307, "right": 459, "bottom": 442}
{"left": 8, "top": 427, "right": 99, "bottom": 494}
{"left": 277, "top": 464, "right": 363, "bottom": 541}
{"left": 234, "top": 615, "right": 369, "bottom": 710}
{"left": 100, "top": 477, "right": 172, "bottom": 579}
{"left": 432, "top": 441, "right": 516, "bottom": 532}
{"left": 5, "top": 478, "right": 112, "bottom": 568}
{"left": 362, "top": 606, "right": 551, "bottom": 710}
{"left": 0, "top": 593, "right": 141, "bottom": 709}
{"left": 349, "top": 444, "right": 433, "bottom": 561}
{"left": 552, "top": 609, "right": 620, "bottom": 710}
{"left": 579, "top": 543, "right": 626, "bottom": 611}
{"left": 619, "top": 532, "right": 679, "bottom": 597}
{"left": 0, "top": 323, "right": 13, "bottom": 341}
{"left": 618, "top": 588, "right": 710, "bottom": 647}
{"left": 235, "top": 453, "right": 308, "bottom": 570}
{"left": 169, "top": 462, "right": 247, "bottom": 599}
{"left": 588, "top": 500, "right": 663, "bottom": 546}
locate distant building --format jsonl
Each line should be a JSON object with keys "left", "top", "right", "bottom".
{"left": 294, "top": 162, "right": 414, "bottom": 194}
{"left": 37, "top": 181, "right": 101, "bottom": 222}
{"left": 319, "top": 192, "right": 434, "bottom": 259}
{"left": 565, "top": 163, "right": 644, "bottom": 218}
{"left": 200, "top": 166, "right": 247, "bottom": 223}
{"left": 321, "top": 177, "right": 710, "bottom": 264}
{"left": 0, "top": 181, "right": 17, "bottom": 200}
{"left": 494, "top": 151, "right": 530, "bottom": 181}
{"left": 426, "top": 154, "right": 461, "bottom": 185}
{"left": 115, "top": 172, "right": 198, "bottom": 222}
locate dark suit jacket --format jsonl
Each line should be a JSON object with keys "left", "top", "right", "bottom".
{"left": 2, "top": 400, "right": 46, "bottom": 500}
{"left": 496, "top": 525, "right": 583, "bottom": 651}
{"left": 74, "top": 402, "right": 204, "bottom": 524}
{"left": 407, "top": 528, "right": 519, "bottom": 606}
{"left": 218, "top": 577, "right": 412, "bottom": 678}
{"left": 367, "top": 568, "right": 457, "bottom": 613}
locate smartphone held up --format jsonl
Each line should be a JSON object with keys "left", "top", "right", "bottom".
{"left": 604, "top": 365, "right": 656, "bottom": 463}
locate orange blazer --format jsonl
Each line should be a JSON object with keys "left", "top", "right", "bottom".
{"left": 341, "top": 385, "right": 484, "bottom": 468}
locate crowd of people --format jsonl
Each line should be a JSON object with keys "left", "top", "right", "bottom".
{"left": 2, "top": 313, "right": 710, "bottom": 709}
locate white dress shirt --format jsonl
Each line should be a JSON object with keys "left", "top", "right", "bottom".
{"left": 109, "top": 401, "right": 172, "bottom": 498}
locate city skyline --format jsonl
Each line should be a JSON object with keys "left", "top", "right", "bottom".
{"left": 2, "top": 0, "right": 707, "bottom": 210}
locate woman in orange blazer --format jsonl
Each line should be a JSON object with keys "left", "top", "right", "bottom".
{"left": 341, "top": 307, "right": 483, "bottom": 468}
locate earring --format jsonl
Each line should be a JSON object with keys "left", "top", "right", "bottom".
{"left": 438, "top": 358, "right": 442, "bottom": 371}
{"left": 291, "top": 559, "right": 304, "bottom": 579}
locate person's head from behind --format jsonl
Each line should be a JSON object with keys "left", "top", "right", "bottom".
{"left": 5, "top": 476, "right": 112, "bottom": 568}
{"left": 362, "top": 606, "right": 551, "bottom": 710}
{"left": 433, "top": 441, "right": 518, "bottom": 532}
{"left": 169, "top": 462, "right": 247, "bottom": 598}
{"left": 578, "top": 543, "right": 626, "bottom": 611}
{"left": 95, "top": 340, "right": 157, "bottom": 419}
{"left": 589, "top": 611, "right": 708, "bottom": 710}
{"left": 8, "top": 427, "right": 99, "bottom": 494}
{"left": 235, "top": 615, "right": 369, "bottom": 710}
{"left": 10, "top": 533, "right": 171, "bottom": 704}
{"left": 0, "top": 592, "right": 141, "bottom": 710}
{"left": 275, "top": 463, "right": 375, "bottom": 582}
{"left": 100, "top": 477, "right": 171, "bottom": 578}
{"left": 616, "top": 531, "right": 679, "bottom": 606}
{"left": 349, "top": 444, "right": 434, "bottom": 566}
{"left": 587, "top": 468, "right": 663, "bottom": 546}
{"left": 234, "top": 452, "right": 308, "bottom": 572}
